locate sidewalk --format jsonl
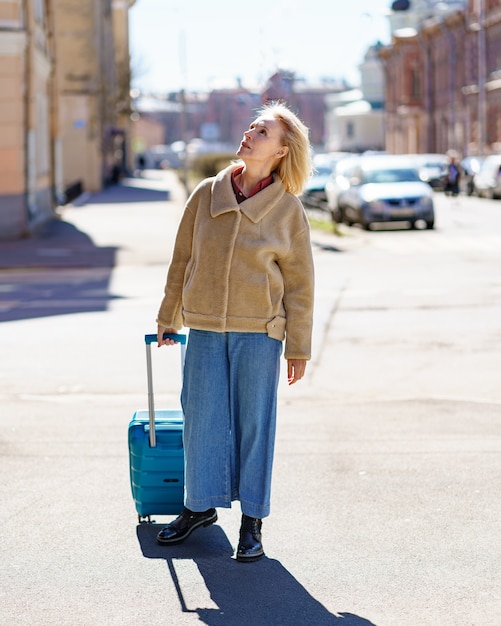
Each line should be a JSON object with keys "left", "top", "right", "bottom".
{"left": 0, "top": 173, "right": 181, "bottom": 270}
{"left": 0, "top": 217, "right": 118, "bottom": 269}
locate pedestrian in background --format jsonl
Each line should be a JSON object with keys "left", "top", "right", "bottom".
{"left": 445, "top": 150, "right": 461, "bottom": 196}
{"left": 155, "top": 102, "right": 315, "bottom": 562}
{"left": 136, "top": 153, "right": 146, "bottom": 176}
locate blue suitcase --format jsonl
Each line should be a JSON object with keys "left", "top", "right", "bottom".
{"left": 128, "top": 333, "right": 187, "bottom": 522}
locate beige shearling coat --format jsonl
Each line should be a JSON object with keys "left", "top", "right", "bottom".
{"left": 157, "top": 164, "right": 314, "bottom": 360}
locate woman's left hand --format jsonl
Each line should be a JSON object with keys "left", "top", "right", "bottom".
{"left": 287, "top": 359, "right": 307, "bottom": 385}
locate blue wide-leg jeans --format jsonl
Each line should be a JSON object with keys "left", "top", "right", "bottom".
{"left": 181, "top": 330, "right": 282, "bottom": 519}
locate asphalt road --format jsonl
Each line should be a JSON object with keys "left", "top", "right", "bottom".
{"left": 0, "top": 172, "right": 500, "bottom": 626}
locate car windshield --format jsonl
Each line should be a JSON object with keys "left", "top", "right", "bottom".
{"left": 362, "top": 168, "right": 421, "bottom": 184}
{"left": 314, "top": 165, "right": 333, "bottom": 176}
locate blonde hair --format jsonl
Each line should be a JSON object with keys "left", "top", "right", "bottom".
{"left": 256, "top": 102, "right": 313, "bottom": 195}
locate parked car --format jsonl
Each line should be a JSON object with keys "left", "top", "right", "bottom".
{"left": 460, "top": 156, "right": 486, "bottom": 195}
{"left": 336, "top": 155, "right": 435, "bottom": 230}
{"left": 300, "top": 163, "right": 334, "bottom": 209}
{"left": 413, "top": 153, "right": 449, "bottom": 190}
{"left": 325, "top": 155, "right": 360, "bottom": 222}
{"left": 301, "top": 152, "right": 351, "bottom": 210}
{"left": 147, "top": 144, "right": 183, "bottom": 169}
{"left": 472, "top": 154, "right": 501, "bottom": 199}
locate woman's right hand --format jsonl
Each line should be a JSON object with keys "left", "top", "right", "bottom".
{"left": 157, "top": 325, "right": 180, "bottom": 346}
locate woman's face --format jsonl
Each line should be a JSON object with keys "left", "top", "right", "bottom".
{"left": 236, "top": 115, "right": 288, "bottom": 168}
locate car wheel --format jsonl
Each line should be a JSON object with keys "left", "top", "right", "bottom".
{"left": 338, "top": 206, "right": 350, "bottom": 226}
{"left": 426, "top": 220, "right": 435, "bottom": 229}
{"left": 343, "top": 212, "right": 354, "bottom": 227}
{"left": 330, "top": 206, "right": 343, "bottom": 224}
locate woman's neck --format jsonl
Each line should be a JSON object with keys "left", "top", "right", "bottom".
{"left": 235, "top": 165, "right": 272, "bottom": 196}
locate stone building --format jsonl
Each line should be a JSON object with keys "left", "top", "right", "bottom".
{"left": 380, "top": 0, "right": 501, "bottom": 156}
{"left": 0, "top": 0, "right": 54, "bottom": 238}
{"left": 0, "top": 0, "right": 135, "bottom": 240}
{"left": 51, "top": 0, "right": 135, "bottom": 200}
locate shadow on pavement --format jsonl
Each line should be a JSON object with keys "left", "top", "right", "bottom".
{"left": 312, "top": 240, "right": 343, "bottom": 253}
{"left": 0, "top": 220, "right": 119, "bottom": 322}
{"left": 0, "top": 179, "right": 177, "bottom": 322}
{"left": 81, "top": 178, "right": 171, "bottom": 205}
{"left": 136, "top": 523, "right": 377, "bottom": 626}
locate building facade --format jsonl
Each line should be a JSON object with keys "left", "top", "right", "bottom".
{"left": 52, "top": 0, "right": 135, "bottom": 200}
{"left": 381, "top": 0, "right": 501, "bottom": 156}
{"left": 0, "top": 0, "right": 54, "bottom": 239}
{"left": 0, "top": 0, "right": 135, "bottom": 240}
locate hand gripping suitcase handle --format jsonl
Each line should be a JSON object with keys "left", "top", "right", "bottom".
{"left": 144, "top": 333, "right": 187, "bottom": 447}
{"left": 144, "top": 333, "right": 187, "bottom": 345}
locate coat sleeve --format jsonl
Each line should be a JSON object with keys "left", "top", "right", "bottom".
{"left": 156, "top": 200, "right": 197, "bottom": 330}
{"left": 278, "top": 212, "right": 315, "bottom": 360}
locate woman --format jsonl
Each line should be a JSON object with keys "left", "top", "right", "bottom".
{"left": 155, "top": 102, "right": 314, "bottom": 562}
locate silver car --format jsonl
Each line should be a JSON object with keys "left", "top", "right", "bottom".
{"left": 336, "top": 156, "right": 435, "bottom": 230}
{"left": 472, "top": 154, "right": 501, "bottom": 199}
{"left": 325, "top": 156, "right": 360, "bottom": 222}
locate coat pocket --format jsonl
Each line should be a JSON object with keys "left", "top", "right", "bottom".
{"left": 266, "top": 316, "right": 286, "bottom": 341}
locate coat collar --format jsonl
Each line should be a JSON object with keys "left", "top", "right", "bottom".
{"left": 210, "top": 164, "right": 286, "bottom": 223}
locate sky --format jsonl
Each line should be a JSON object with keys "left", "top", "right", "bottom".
{"left": 129, "top": 0, "right": 392, "bottom": 94}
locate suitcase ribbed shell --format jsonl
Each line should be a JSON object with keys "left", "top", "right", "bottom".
{"left": 128, "top": 409, "right": 184, "bottom": 518}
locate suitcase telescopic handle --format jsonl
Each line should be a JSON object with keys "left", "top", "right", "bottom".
{"left": 144, "top": 333, "right": 187, "bottom": 345}
{"left": 144, "top": 333, "right": 187, "bottom": 447}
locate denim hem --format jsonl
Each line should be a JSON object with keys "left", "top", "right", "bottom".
{"left": 240, "top": 496, "right": 270, "bottom": 519}
{"left": 185, "top": 496, "right": 232, "bottom": 511}
{"left": 185, "top": 495, "right": 270, "bottom": 518}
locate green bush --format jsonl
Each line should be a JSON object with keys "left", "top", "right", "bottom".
{"left": 190, "top": 153, "right": 236, "bottom": 179}
{"left": 179, "top": 152, "right": 237, "bottom": 194}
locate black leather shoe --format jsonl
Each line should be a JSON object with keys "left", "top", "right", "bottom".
{"left": 236, "top": 515, "right": 264, "bottom": 562}
{"left": 156, "top": 507, "right": 217, "bottom": 544}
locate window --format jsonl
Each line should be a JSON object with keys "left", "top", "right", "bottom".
{"left": 34, "top": 0, "right": 45, "bottom": 24}
{"left": 410, "top": 68, "right": 421, "bottom": 101}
